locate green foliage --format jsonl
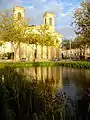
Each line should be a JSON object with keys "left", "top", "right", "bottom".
{"left": 73, "top": 1, "right": 90, "bottom": 59}
{"left": 37, "top": 25, "right": 60, "bottom": 47}
{"left": 58, "top": 61, "right": 90, "bottom": 69}
{"left": 0, "top": 66, "right": 65, "bottom": 120}
{"left": 0, "top": 10, "right": 27, "bottom": 44}
{"left": 0, "top": 61, "right": 90, "bottom": 69}
{"left": 73, "top": 1, "right": 90, "bottom": 44}
{"left": 62, "top": 38, "right": 70, "bottom": 50}
{"left": 0, "top": 10, "right": 60, "bottom": 61}
{"left": 0, "top": 10, "right": 31, "bottom": 60}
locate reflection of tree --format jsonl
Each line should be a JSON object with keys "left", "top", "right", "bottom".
{"left": 41, "top": 67, "right": 44, "bottom": 83}
{"left": 62, "top": 67, "right": 90, "bottom": 90}
{"left": 45, "top": 67, "right": 49, "bottom": 85}
{"left": 62, "top": 67, "right": 70, "bottom": 85}
{"left": 35, "top": 67, "right": 37, "bottom": 83}
{"left": 16, "top": 66, "right": 63, "bottom": 95}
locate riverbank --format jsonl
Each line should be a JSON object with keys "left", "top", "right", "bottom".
{"left": 0, "top": 60, "right": 90, "bottom": 68}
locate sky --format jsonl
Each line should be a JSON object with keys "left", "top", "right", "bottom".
{"left": 0, "top": 0, "right": 82, "bottom": 38}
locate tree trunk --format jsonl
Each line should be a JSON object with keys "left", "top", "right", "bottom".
{"left": 14, "top": 50, "right": 17, "bottom": 62}
{"left": 41, "top": 45, "right": 43, "bottom": 59}
{"left": 34, "top": 44, "right": 37, "bottom": 62}
{"left": 83, "top": 45, "right": 86, "bottom": 60}
{"left": 80, "top": 47, "right": 82, "bottom": 60}
{"left": 11, "top": 43, "right": 21, "bottom": 62}
{"left": 47, "top": 46, "right": 48, "bottom": 59}
{"left": 18, "top": 42, "right": 20, "bottom": 60}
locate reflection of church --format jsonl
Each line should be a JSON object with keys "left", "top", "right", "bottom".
{"left": 19, "top": 66, "right": 63, "bottom": 95}
{"left": 1, "top": 6, "right": 62, "bottom": 61}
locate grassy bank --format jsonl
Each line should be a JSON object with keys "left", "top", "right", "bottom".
{"left": 0, "top": 60, "right": 90, "bottom": 68}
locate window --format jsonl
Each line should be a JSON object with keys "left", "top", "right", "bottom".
{"left": 18, "top": 12, "right": 21, "bottom": 20}
{"left": 45, "top": 18, "right": 47, "bottom": 24}
{"left": 49, "top": 18, "right": 52, "bottom": 26}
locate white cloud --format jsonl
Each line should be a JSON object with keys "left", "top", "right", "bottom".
{"left": 25, "top": 0, "right": 65, "bottom": 25}
{"left": 66, "top": 2, "right": 73, "bottom": 6}
{"left": 24, "top": 0, "right": 79, "bottom": 39}
{"left": 56, "top": 26, "right": 76, "bottom": 38}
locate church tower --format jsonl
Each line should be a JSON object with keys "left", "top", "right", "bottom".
{"left": 13, "top": 6, "right": 24, "bottom": 20}
{"left": 43, "top": 12, "right": 55, "bottom": 31}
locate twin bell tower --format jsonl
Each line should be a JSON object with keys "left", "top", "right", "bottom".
{"left": 13, "top": 6, "right": 55, "bottom": 30}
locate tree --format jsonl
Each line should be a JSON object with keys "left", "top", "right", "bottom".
{"left": 62, "top": 38, "right": 71, "bottom": 50}
{"left": 71, "top": 36, "right": 87, "bottom": 59}
{"left": 0, "top": 10, "right": 32, "bottom": 61}
{"left": 24, "top": 24, "right": 60, "bottom": 60}
{"left": 73, "top": 1, "right": 90, "bottom": 43}
{"left": 73, "top": 1, "right": 90, "bottom": 59}
{"left": 0, "top": 10, "right": 60, "bottom": 61}
{"left": 37, "top": 24, "right": 60, "bottom": 59}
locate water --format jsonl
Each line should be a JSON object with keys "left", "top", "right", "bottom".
{"left": 17, "top": 66, "right": 90, "bottom": 97}
{"left": 1, "top": 66, "right": 90, "bottom": 120}
{"left": 17, "top": 66, "right": 90, "bottom": 119}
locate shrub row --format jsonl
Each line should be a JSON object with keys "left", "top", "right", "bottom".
{"left": 12, "top": 61, "right": 90, "bottom": 69}
{"left": 57, "top": 61, "right": 90, "bottom": 69}
{"left": 0, "top": 61, "right": 90, "bottom": 68}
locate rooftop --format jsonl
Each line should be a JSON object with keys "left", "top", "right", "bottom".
{"left": 13, "top": 6, "right": 24, "bottom": 11}
{"left": 43, "top": 12, "right": 54, "bottom": 17}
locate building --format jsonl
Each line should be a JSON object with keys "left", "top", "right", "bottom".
{"left": 0, "top": 6, "right": 62, "bottom": 61}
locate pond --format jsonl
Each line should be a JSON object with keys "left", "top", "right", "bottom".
{"left": 17, "top": 66, "right": 90, "bottom": 120}
{"left": 17, "top": 66, "right": 90, "bottom": 98}
{"left": 1, "top": 66, "right": 90, "bottom": 120}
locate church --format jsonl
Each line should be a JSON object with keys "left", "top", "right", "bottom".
{"left": 0, "top": 6, "right": 63, "bottom": 61}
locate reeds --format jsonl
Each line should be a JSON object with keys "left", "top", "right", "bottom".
{"left": 0, "top": 66, "right": 64, "bottom": 120}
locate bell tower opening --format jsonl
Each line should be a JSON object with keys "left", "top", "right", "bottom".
{"left": 45, "top": 18, "right": 47, "bottom": 24}
{"left": 18, "top": 12, "right": 22, "bottom": 20}
{"left": 43, "top": 12, "right": 55, "bottom": 29}
{"left": 49, "top": 18, "right": 52, "bottom": 26}
{"left": 13, "top": 6, "right": 24, "bottom": 21}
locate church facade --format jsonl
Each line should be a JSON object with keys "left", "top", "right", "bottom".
{"left": 0, "top": 6, "right": 62, "bottom": 61}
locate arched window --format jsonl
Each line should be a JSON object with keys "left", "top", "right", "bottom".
{"left": 49, "top": 18, "right": 52, "bottom": 26}
{"left": 18, "top": 12, "right": 21, "bottom": 20}
{"left": 45, "top": 18, "right": 47, "bottom": 24}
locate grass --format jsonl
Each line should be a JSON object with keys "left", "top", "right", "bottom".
{"left": 0, "top": 60, "right": 90, "bottom": 69}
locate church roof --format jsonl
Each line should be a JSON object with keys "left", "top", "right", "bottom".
{"left": 14, "top": 6, "right": 24, "bottom": 9}
{"left": 13, "top": 6, "right": 24, "bottom": 12}
{"left": 43, "top": 12, "right": 54, "bottom": 17}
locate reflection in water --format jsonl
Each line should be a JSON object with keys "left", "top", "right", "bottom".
{"left": 16, "top": 66, "right": 90, "bottom": 119}
{"left": 17, "top": 66, "right": 90, "bottom": 97}
{"left": 17, "top": 67, "right": 63, "bottom": 95}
